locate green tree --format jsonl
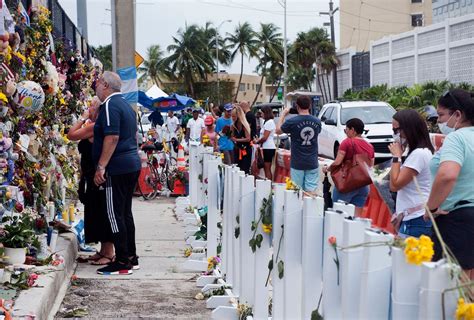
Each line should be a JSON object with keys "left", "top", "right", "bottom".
{"left": 252, "top": 23, "right": 283, "bottom": 106}
{"left": 163, "top": 24, "right": 214, "bottom": 98}
{"left": 226, "top": 22, "right": 258, "bottom": 101}
{"left": 139, "top": 44, "right": 168, "bottom": 87}
{"left": 316, "top": 40, "right": 339, "bottom": 101}
{"left": 93, "top": 44, "right": 112, "bottom": 71}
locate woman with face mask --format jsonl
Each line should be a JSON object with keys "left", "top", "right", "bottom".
{"left": 425, "top": 89, "right": 474, "bottom": 279}
{"left": 388, "top": 109, "right": 434, "bottom": 237}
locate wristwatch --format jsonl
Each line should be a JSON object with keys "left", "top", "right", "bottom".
{"left": 97, "top": 164, "right": 106, "bottom": 171}
{"left": 392, "top": 157, "right": 402, "bottom": 163}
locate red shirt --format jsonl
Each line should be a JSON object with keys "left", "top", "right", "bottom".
{"left": 339, "top": 138, "right": 374, "bottom": 160}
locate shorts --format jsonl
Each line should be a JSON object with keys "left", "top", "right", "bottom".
{"left": 263, "top": 149, "right": 276, "bottom": 163}
{"left": 432, "top": 206, "right": 474, "bottom": 269}
{"left": 333, "top": 185, "right": 369, "bottom": 208}
{"left": 398, "top": 215, "right": 432, "bottom": 238}
{"left": 290, "top": 168, "right": 319, "bottom": 192}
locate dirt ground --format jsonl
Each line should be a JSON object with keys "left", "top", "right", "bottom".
{"left": 55, "top": 197, "right": 211, "bottom": 319}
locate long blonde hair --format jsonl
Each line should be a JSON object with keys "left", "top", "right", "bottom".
{"left": 232, "top": 105, "right": 251, "bottom": 135}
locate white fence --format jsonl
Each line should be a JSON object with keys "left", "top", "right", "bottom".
{"left": 175, "top": 146, "right": 460, "bottom": 320}
{"left": 371, "top": 13, "right": 474, "bottom": 87}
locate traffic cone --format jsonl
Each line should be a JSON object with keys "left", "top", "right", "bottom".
{"left": 177, "top": 144, "right": 186, "bottom": 171}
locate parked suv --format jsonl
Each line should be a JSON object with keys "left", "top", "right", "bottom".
{"left": 318, "top": 101, "right": 396, "bottom": 161}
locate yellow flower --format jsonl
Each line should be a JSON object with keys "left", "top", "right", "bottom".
{"left": 14, "top": 52, "right": 26, "bottom": 63}
{"left": 184, "top": 248, "right": 192, "bottom": 258}
{"left": 285, "top": 177, "right": 298, "bottom": 190}
{"left": 419, "top": 235, "right": 433, "bottom": 247}
{"left": 404, "top": 236, "right": 434, "bottom": 265}
{"left": 262, "top": 223, "right": 272, "bottom": 234}
{"left": 0, "top": 92, "right": 8, "bottom": 104}
{"left": 405, "top": 237, "right": 418, "bottom": 248}
{"left": 456, "top": 298, "right": 474, "bottom": 320}
{"left": 59, "top": 98, "right": 66, "bottom": 105}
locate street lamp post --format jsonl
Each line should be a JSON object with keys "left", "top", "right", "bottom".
{"left": 216, "top": 20, "right": 231, "bottom": 106}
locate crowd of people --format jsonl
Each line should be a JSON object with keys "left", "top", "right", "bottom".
{"left": 66, "top": 74, "right": 473, "bottom": 281}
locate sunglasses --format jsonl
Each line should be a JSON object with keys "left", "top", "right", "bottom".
{"left": 392, "top": 127, "right": 401, "bottom": 134}
{"left": 442, "top": 90, "right": 462, "bottom": 109}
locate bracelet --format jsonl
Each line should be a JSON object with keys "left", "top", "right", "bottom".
{"left": 97, "top": 164, "right": 106, "bottom": 171}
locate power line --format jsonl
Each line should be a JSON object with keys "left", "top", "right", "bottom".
{"left": 360, "top": 0, "right": 413, "bottom": 17}
{"left": 356, "top": 0, "right": 363, "bottom": 50}
{"left": 339, "top": 8, "right": 409, "bottom": 25}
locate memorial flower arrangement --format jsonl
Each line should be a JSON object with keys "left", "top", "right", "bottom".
{"left": 403, "top": 235, "right": 434, "bottom": 265}
{"left": 206, "top": 255, "right": 221, "bottom": 274}
{"left": 285, "top": 177, "right": 299, "bottom": 191}
{"left": 201, "top": 134, "right": 211, "bottom": 147}
{"left": 456, "top": 298, "right": 474, "bottom": 320}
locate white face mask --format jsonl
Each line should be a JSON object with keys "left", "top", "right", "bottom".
{"left": 393, "top": 133, "right": 407, "bottom": 146}
{"left": 438, "top": 113, "right": 457, "bottom": 135}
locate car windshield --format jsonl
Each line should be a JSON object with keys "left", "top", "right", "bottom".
{"left": 341, "top": 106, "right": 395, "bottom": 125}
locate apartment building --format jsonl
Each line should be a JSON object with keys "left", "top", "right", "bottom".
{"left": 340, "top": 0, "right": 433, "bottom": 51}
{"left": 211, "top": 73, "right": 266, "bottom": 104}
{"left": 432, "top": 0, "right": 474, "bottom": 23}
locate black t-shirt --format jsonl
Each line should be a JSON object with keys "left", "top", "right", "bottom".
{"left": 246, "top": 111, "right": 257, "bottom": 139}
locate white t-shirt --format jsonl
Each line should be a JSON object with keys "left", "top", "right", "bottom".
{"left": 187, "top": 117, "right": 205, "bottom": 141}
{"left": 260, "top": 119, "right": 276, "bottom": 149}
{"left": 396, "top": 148, "right": 433, "bottom": 221}
{"left": 166, "top": 116, "right": 180, "bottom": 137}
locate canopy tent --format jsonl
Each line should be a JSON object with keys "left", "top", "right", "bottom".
{"left": 138, "top": 90, "right": 196, "bottom": 112}
{"left": 146, "top": 84, "right": 167, "bottom": 99}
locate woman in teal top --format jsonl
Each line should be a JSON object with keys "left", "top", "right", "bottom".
{"left": 425, "top": 89, "right": 474, "bottom": 277}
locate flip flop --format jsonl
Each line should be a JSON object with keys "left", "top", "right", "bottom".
{"left": 90, "top": 255, "right": 115, "bottom": 265}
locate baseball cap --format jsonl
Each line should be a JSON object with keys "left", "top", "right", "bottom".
{"left": 224, "top": 103, "right": 233, "bottom": 111}
{"left": 204, "top": 116, "right": 214, "bottom": 125}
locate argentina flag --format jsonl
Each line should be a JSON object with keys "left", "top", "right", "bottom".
{"left": 117, "top": 66, "right": 138, "bottom": 104}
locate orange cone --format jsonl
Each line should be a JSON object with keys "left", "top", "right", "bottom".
{"left": 177, "top": 144, "right": 186, "bottom": 171}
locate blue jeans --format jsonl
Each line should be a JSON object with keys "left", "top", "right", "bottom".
{"left": 332, "top": 185, "right": 370, "bottom": 207}
{"left": 399, "top": 216, "right": 433, "bottom": 238}
{"left": 290, "top": 168, "right": 319, "bottom": 192}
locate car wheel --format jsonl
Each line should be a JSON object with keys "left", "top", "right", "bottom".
{"left": 333, "top": 143, "right": 339, "bottom": 159}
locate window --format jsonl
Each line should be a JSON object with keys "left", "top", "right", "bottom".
{"left": 256, "top": 84, "right": 261, "bottom": 92}
{"left": 252, "top": 83, "right": 255, "bottom": 90}
{"left": 461, "top": 0, "right": 466, "bottom": 7}
{"left": 340, "top": 106, "right": 395, "bottom": 125}
{"left": 411, "top": 14, "right": 423, "bottom": 27}
{"left": 247, "top": 83, "right": 250, "bottom": 90}
{"left": 411, "top": 0, "right": 422, "bottom": 3}
{"left": 328, "top": 107, "right": 338, "bottom": 123}
{"left": 321, "top": 107, "right": 334, "bottom": 122}
{"left": 239, "top": 83, "right": 246, "bottom": 91}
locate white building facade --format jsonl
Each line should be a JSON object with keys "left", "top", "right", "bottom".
{"left": 432, "top": 0, "right": 474, "bottom": 24}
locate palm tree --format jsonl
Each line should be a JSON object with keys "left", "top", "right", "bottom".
{"left": 163, "top": 24, "right": 214, "bottom": 97}
{"left": 226, "top": 22, "right": 258, "bottom": 101}
{"left": 92, "top": 44, "right": 112, "bottom": 71}
{"left": 139, "top": 44, "right": 166, "bottom": 87}
{"left": 316, "top": 40, "right": 339, "bottom": 101}
{"left": 252, "top": 23, "right": 283, "bottom": 106}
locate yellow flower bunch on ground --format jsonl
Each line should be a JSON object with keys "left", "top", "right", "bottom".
{"left": 456, "top": 298, "right": 474, "bottom": 320}
{"left": 262, "top": 223, "right": 272, "bottom": 234}
{"left": 285, "top": 177, "right": 299, "bottom": 191}
{"left": 184, "top": 247, "right": 192, "bottom": 258}
{"left": 207, "top": 256, "right": 221, "bottom": 272}
{"left": 404, "top": 235, "right": 434, "bottom": 265}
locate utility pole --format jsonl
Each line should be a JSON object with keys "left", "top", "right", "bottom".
{"left": 216, "top": 20, "right": 231, "bottom": 106}
{"left": 320, "top": 0, "right": 339, "bottom": 99}
{"left": 283, "top": 0, "right": 287, "bottom": 107}
{"left": 111, "top": 0, "right": 135, "bottom": 71}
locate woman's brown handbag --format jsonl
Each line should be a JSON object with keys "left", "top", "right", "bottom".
{"left": 330, "top": 140, "right": 372, "bottom": 193}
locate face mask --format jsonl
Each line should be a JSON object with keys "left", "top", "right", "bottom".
{"left": 438, "top": 113, "right": 457, "bottom": 135}
{"left": 393, "top": 133, "right": 407, "bottom": 146}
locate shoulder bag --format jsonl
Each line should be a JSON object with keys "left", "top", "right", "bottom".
{"left": 330, "top": 139, "right": 372, "bottom": 193}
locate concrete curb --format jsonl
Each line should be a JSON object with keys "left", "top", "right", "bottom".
{"left": 12, "top": 232, "right": 78, "bottom": 320}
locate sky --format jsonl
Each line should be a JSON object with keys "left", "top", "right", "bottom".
{"left": 58, "top": 0, "right": 341, "bottom": 75}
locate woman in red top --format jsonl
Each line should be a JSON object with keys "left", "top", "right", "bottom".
{"left": 323, "top": 118, "right": 375, "bottom": 216}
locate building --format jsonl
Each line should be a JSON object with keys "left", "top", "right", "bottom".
{"left": 211, "top": 73, "right": 266, "bottom": 104}
{"left": 432, "top": 0, "right": 474, "bottom": 23}
{"left": 371, "top": 13, "right": 474, "bottom": 87}
{"left": 340, "top": 0, "right": 433, "bottom": 51}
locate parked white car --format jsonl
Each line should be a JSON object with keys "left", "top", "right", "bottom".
{"left": 318, "top": 101, "right": 396, "bottom": 161}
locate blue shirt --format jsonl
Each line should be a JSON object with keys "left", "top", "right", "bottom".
{"left": 215, "top": 116, "right": 234, "bottom": 151}
{"left": 281, "top": 114, "right": 321, "bottom": 170}
{"left": 430, "top": 127, "right": 474, "bottom": 211}
{"left": 93, "top": 93, "right": 141, "bottom": 176}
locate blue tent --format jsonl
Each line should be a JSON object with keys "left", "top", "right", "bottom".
{"left": 138, "top": 91, "right": 196, "bottom": 112}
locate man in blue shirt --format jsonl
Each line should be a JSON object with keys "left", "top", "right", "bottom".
{"left": 93, "top": 71, "right": 141, "bottom": 275}
{"left": 276, "top": 95, "right": 321, "bottom": 193}
{"left": 215, "top": 103, "right": 235, "bottom": 164}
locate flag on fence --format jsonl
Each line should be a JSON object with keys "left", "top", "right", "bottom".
{"left": 18, "top": 2, "right": 30, "bottom": 26}
{"left": 117, "top": 66, "right": 138, "bottom": 104}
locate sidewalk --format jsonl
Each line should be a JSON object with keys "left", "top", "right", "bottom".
{"left": 54, "top": 197, "right": 210, "bottom": 319}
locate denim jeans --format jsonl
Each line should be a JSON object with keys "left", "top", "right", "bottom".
{"left": 399, "top": 216, "right": 433, "bottom": 238}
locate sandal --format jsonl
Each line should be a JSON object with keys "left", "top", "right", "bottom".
{"left": 90, "top": 255, "right": 115, "bottom": 265}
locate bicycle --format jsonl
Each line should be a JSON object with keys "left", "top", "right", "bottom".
{"left": 137, "top": 139, "right": 177, "bottom": 200}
